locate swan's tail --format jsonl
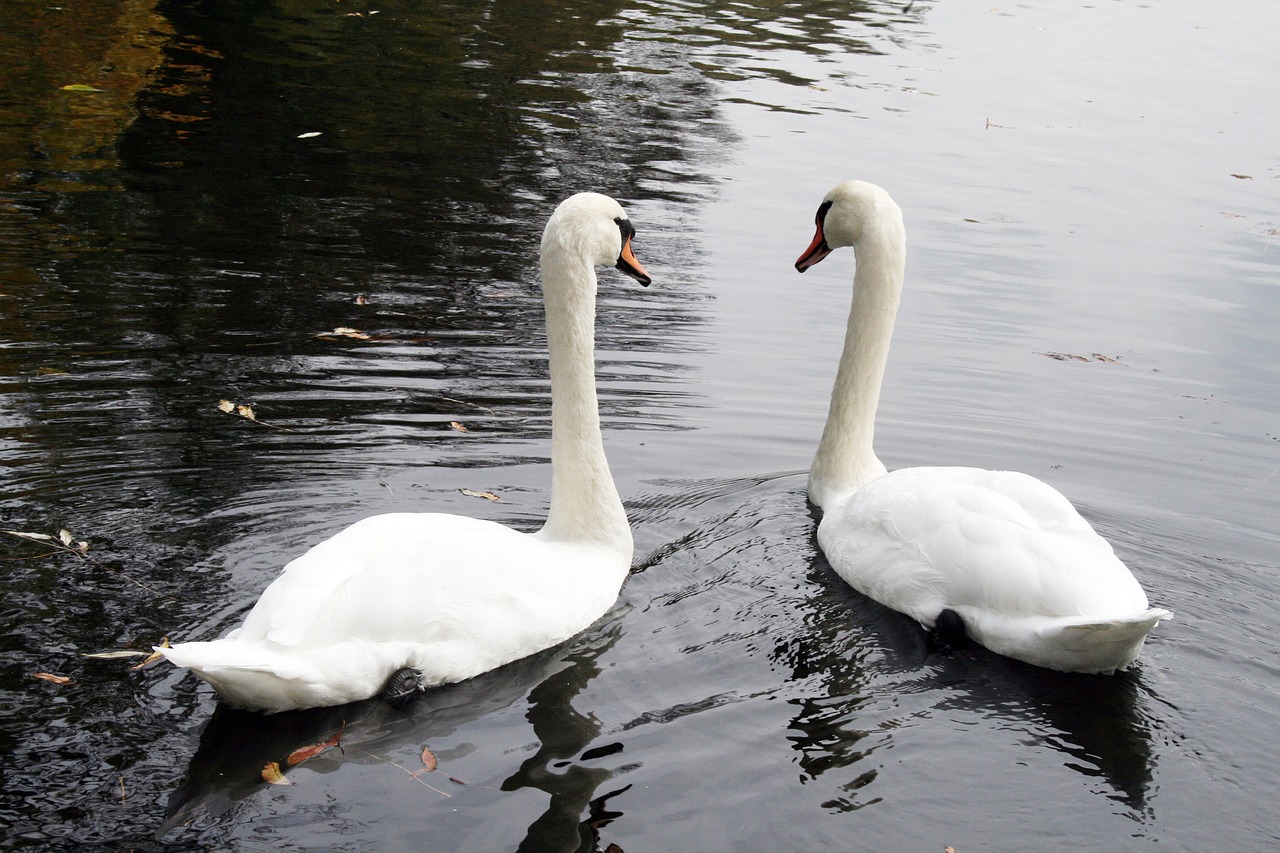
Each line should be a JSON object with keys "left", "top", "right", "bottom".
{"left": 159, "top": 640, "right": 327, "bottom": 713}
{"left": 1045, "top": 607, "right": 1173, "bottom": 674}
{"left": 966, "top": 607, "right": 1173, "bottom": 674}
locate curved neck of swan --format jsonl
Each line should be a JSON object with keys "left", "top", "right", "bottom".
{"left": 536, "top": 249, "right": 631, "bottom": 552}
{"left": 808, "top": 219, "right": 906, "bottom": 511}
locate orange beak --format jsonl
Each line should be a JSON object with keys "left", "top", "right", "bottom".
{"left": 795, "top": 225, "right": 831, "bottom": 272}
{"left": 616, "top": 235, "right": 652, "bottom": 286}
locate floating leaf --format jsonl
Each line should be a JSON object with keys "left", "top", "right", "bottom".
{"left": 287, "top": 721, "right": 346, "bottom": 766}
{"left": 355, "top": 294, "right": 369, "bottom": 305}
{"left": 1091, "top": 353, "right": 1122, "bottom": 364}
{"left": 420, "top": 746, "right": 438, "bottom": 772}
{"left": 82, "top": 649, "right": 150, "bottom": 660}
{"left": 61, "top": 83, "right": 103, "bottom": 92}
{"left": 449, "top": 421, "right": 468, "bottom": 433}
{"left": 459, "top": 488, "right": 500, "bottom": 502}
{"left": 319, "top": 326, "right": 371, "bottom": 340}
{"left": 297, "top": 131, "right": 322, "bottom": 139}
{"left": 262, "top": 761, "right": 292, "bottom": 785}
{"left": 3, "top": 530, "right": 55, "bottom": 542}
{"left": 217, "top": 399, "right": 292, "bottom": 431}
{"left": 132, "top": 637, "right": 171, "bottom": 669}
{"left": 261, "top": 761, "right": 292, "bottom": 785}
{"left": 1231, "top": 173, "right": 1253, "bottom": 180}
{"left": 32, "top": 672, "right": 73, "bottom": 685}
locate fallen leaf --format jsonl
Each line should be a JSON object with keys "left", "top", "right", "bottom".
{"left": 82, "top": 650, "right": 150, "bottom": 660}
{"left": 131, "top": 637, "right": 171, "bottom": 670}
{"left": 261, "top": 761, "right": 292, "bottom": 785}
{"left": 320, "top": 327, "right": 371, "bottom": 340}
{"left": 420, "top": 746, "right": 438, "bottom": 772}
{"left": 32, "top": 672, "right": 73, "bottom": 685}
{"left": 217, "top": 399, "right": 235, "bottom": 414}
{"left": 1231, "top": 173, "right": 1252, "bottom": 180}
{"left": 287, "top": 721, "right": 346, "bottom": 766}
{"left": 297, "top": 131, "right": 322, "bottom": 139}
{"left": 60, "top": 83, "right": 103, "bottom": 92}
{"left": 1039, "top": 351, "right": 1091, "bottom": 362}
{"left": 3, "top": 530, "right": 54, "bottom": 542}
{"left": 355, "top": 295, "right": 369, "bottom": 305}
{"left": 236, "top": 404, "right": 256, "bottom": 420}
{"left": 459, "top": 488, "right": 500, "bottom": 502}
{"left": 449, "top": 421, "right": 468, "bottom": 433}
{"left": 1091, "top": 353, "right": 1122, "bottom": 364}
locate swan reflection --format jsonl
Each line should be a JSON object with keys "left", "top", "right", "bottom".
{"left": 159, "top": 619, "right": 630, "bottom": 850}
{"left": 775, "top": 543, "right": 1161, "bottom": 815}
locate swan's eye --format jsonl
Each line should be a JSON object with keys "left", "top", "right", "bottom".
{"left": 615, "top": 217, "right": 637, "bottom": 242}
{"left": 815, "top": 200, "right": 833, "bottom": 228}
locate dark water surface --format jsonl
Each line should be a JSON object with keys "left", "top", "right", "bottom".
{"left": 2, "top": 0, "right": 1278, "bottom": 850}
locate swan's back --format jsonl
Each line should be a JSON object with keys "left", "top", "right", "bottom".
{"left": 819, "top": 467, "right": 1170, "bottom": 673}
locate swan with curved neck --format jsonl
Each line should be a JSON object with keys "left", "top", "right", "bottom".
{"left": 796, "top": 180, "right": 1170, "bottom": 674}
{"left": 161, "top": 192, "right": 651, "bottom": 712}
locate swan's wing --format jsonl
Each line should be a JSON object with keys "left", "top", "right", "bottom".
{"left": 822, "top": 467, "right": 1148, "bottom": 623}
{"left": 233, "top": 513, "right": 533, "bottom": 647}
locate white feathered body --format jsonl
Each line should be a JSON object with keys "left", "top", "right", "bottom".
{"left": 818, "top": 467, "right": 1171, "bottom": 673}
{"left": 161, "top": 513, "right": 631, "bottom": 712}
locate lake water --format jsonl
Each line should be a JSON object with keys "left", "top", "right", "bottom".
{"left": 2, "top": 0, "right": 1278, "bottom": 850}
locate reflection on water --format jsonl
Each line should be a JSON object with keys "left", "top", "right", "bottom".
{"left": 161, "top": 619, "right": 627, "bottom": 849}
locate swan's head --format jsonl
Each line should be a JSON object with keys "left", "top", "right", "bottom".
{"left": 542, "top": 192, "right": 652, "bottom": 287}
{"left": 795, "top": 180, "right": 902, "bottom": 272}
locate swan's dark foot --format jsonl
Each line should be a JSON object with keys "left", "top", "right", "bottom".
{"left": 929, "top": 608, "right": 967, "bottom": 653}
{"left": 383, "top": 667, "right": 423, "bottom": 709}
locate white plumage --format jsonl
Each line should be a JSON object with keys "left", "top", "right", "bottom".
{"left": 795, "top": 180, "right": 1170, "bottom": 673}
{"left": 161, "top": 193, "right": 651, "bottom": 711}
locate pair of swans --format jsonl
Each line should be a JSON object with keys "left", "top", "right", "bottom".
{"left": 162, "top": 184, "right": 1170, "bottom": 712}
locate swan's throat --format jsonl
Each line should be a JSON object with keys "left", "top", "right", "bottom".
{"left": 808, "top": 229, "right": 905, "bottom": 510}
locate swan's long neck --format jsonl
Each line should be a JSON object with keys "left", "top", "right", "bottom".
{"left": 536, "top": 248, "right": 631, "bottom": 552}
{"left": 808, "top": 216, "right": 906, "bottom": 510}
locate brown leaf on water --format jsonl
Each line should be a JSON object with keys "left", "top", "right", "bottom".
{"left": 448, "top": 421, "right": 468, "bottom": 433}
{"left": 319, "top": 326, "right": 371, "bottom": 340}
{"left": 420, "top": 745, "right": 438, "bottom": 772}
{"left": 1039, "top": 351, "right": 1091, "bottom": 362}
{"left": 286, "top": 721, "right": 346, "bottom": 766}
{"left": 1091, "top": 353, "right": 1122, "bottom": 364}
{"left": 32, "top": 672, "right": 73, "bottom": 685}
{"left": 1231, "top": 173, "right": 1253, "bottom": 180}
{"left": 261, "top": 761, "right": 292, "bottom": 785}
{"left": 217, "top": 399, "right": 293, "bottom": 431}
{"left": 131, "top": 637, "right": 171, "bottom": 670}
{"left": 945, "top": 848, "right": 957, "bottom": 853}
{"left": 458, "top": 488, "right": 500, "bottom": 502}
{"left": 355, "top": 294, "right": 369, "bottom": 305}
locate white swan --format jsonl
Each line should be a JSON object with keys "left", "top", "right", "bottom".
{"left": 161, "top": 193, "right": 652, "bottom": 712}
{"left": 795, "top": 180, "right": 1170, "bottom": 674}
